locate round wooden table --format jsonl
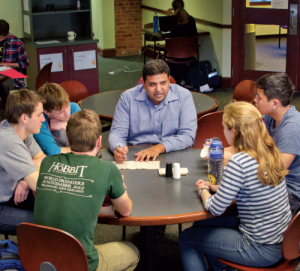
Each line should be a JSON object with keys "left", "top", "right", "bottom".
{"left": 80, "top": 89, "right": 218, "bottom": 122}
{"left": 98, "top": 146, "right": 214, "bottom": 270}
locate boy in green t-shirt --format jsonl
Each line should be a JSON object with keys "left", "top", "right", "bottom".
{"left": 34, "top": 109, "right": 139, "bottom": 271}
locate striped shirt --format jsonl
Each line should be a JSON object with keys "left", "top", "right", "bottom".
{"left": 205, "top": 152, "right": 292, "bottom": 244}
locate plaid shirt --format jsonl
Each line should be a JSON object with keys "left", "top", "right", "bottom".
{"left": 2, "top": 34, "right": 29, "bottom": 88}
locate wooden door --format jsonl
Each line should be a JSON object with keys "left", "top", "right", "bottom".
{"left": 231, "top": 0, "right": 300, "bottom": 91}
{"left": 37, "top": 46, "right": 70, "bottom": 84}
{"left": 68, "top": 44, "right": 99, "bottom": 95}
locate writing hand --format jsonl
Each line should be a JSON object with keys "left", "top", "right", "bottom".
{"left": 114, "top": 146, "right": 129, "bottom": 164}
{"left": 49, "top": 118, "right": 67, "bottom": 131}
{"left": 14, "top": 180, "right": 30, "bottom": 205}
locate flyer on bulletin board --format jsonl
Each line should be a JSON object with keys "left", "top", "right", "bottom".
{"left": 272, "top": 0, "right": 288, "bottom": 9}
{"left": 39, "top": 53, "right": 63, "bottom": 72}
{"left": 74, "top": 50, "right": 97, "bottom": 71}
{"left": 23, "top": 0, "right": 29, "bottom": 11}
{"left": 23, "top": 15, "right": 30, "bottom": 34}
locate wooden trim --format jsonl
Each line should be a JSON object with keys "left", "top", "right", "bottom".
{"left": 142, "top": 5, "right": 232, "bottom": 29}
{"left": 245, "top": 8, "right": 289, "bottom": 25}
{"left": 97, "top": 47, "right": 116, "bottom": 58}
{"left": 219, "top": 76, "right": 231, "bottom": 88}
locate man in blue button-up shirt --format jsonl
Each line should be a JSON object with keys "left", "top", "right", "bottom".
{"left": 108, "top": 59, "right": 197, "bottom": 163}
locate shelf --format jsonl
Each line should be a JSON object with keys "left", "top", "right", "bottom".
{"left": 32, "top": 9, "right": 90, "bottom": 15}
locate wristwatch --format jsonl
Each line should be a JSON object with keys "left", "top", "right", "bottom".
{"left": 198, "top": 187, "right": 209, "bottom": 197}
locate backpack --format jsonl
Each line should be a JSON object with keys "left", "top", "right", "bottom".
{"left": 0, "top": 240, "right": 26, "bottom": 271}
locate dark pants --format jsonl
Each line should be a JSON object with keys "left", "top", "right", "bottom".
{"left": 288, "top": 190, "right": 300, "bottom": 217}
{"left": 0, "top": 191, "right": 35, "bottom": 235}
{"left": 0, "top": 78, "right": 14, "bottom": 110}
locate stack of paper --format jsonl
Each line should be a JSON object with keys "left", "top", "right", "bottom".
{"left": 114, "top": 161, "right": 160, "bottom": 170}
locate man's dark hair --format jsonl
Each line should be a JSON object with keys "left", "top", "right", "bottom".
{"left": 142, "top": 59, "right": 170, "bottom": 82}
{"left": 255, "top": 73, "right": 295, "bottom": 106}
{"left": 67, "top": 109, "right": 102, "bottom": 152}
{"left": 5, "top": 89, "right": 44, "bottom": 124}
{"left": 0, "top": 20, "right": 9, "bottom": 36}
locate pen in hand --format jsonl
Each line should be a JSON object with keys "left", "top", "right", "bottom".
{"left": 119, "top": 145, "right": 128, "bottom": 160}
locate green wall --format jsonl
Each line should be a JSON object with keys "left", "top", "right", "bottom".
{"left": 0, "top": 0, "right": 23, "bottom": 38}
{"left": 142, "top": 0, "right": 232, "bottom": 77}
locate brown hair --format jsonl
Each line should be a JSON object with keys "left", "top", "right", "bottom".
{"left": 223, "top": 101, "right": 288, "bottom": 187}
{"left": 0, "top": 20, "right": 9, "bottom": 36}
{"left": 171, "top": 0, "right": 190, "bottom": 25}
{"left": 37, "top": 83, "right": 69, "bottom": 112}
{"left": 66, "top": 109, "right": 102, "bottom": 152}
{"left": 5, "top": 89, "right": 44, "bottom": 124}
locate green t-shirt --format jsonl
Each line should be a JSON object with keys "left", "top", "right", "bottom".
{"left": 34, "top": 153, "right": 125, "bottom": 271}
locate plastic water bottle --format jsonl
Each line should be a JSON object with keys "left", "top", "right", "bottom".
{"left": 153, "top": 12, "right": 159, "bottom": 33}
{"left": 208, "top": 147, "right": 224, "bottom": 185}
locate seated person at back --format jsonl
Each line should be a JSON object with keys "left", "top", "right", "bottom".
{"left": 0, "top": 89, "right": 45, "bottom": 235}
{"left": 255, "top": 73, "right": 300, "bottom": 216}
{"left": 180, "top": 102, "right": 291, "bottom": 271}
{"left": 33, "top": 83, "right": 81, "bottom": 155}
{"left": 0, "top": 19, "right": 29, "bottom": 109}
{"left": 34, "top": 109, "right": 139, "bottom": 271}
{"left": 108, "top": 59, "right": 197, "bottom": 163}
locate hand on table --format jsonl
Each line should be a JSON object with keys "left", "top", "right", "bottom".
{"left": 114, "top": 146, "right": 128, "bottom": 164}
{"left": 49, "top": 118, "right": 67, "bottom": 131}
{"left": 14, "top": 180, "right": 30, "bottom": 205}
{"left": 134, "top": 144, "right": 165, "bottom": 162}
{"left": 1, "top": 63, "right": 20, "bottom": 69}
{"left": 195, "top": 179, "right": 219, "bottom": 193}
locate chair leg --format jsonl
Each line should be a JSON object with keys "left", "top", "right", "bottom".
{"left": 122, "top": 226, "right": 126, "bottom": 241}
{"left": 178, "top": 223, "right": 182, "bottom": 236}
{"left": 4, "top": 234, "right": 9, "bottom": 240}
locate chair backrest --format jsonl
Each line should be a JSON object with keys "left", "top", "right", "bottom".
{"left": 60, "top": 80, "right": 89, "bottom": 103}
{"left": 233, "top": 80, "right": 256, "bottom": 103}
{"left": 165, "top": 37, "right": 199, "bottom": 59}
{"left": 35, "top": 62, "right": 52, "bottom": 90}
{"left": 17, "top": 223, "right": 89, "bottom": 271}
{"left": 282, "top": 213, "right": 300, "bottom": 260}
{"left": 137, "top": 75, "right": 176, "bottom": 85}
{"left": 193, "top": 111, "right": 229, "bottom": 149}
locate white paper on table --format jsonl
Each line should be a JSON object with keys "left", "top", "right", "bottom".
{"left": 23, "top": 15, "right": 30, "bottom": 34}
{"left": 35, "top": 40, "right": 61, "bottom": 45}
{"left": 23, "top": 0, "right": 29, "bottom": 11}
{"left": 74, "top": 50, "right": 96, "bottom": 71}
{"left": 0, "top": 67, "right": 11, "bottom": 72}
{"left": 272, "top": 0, "right": 288, "bottom": 9}
{"left": 114, "top": 161, "right": 160, "bottom": 170}
{"left": 39, "top": 53, "right": 63, "bottom": 72}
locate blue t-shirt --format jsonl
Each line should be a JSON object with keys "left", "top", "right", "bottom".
{"left": 264, "top": 106, "right": 300, "bottom": 199}
{"left": 33, "top": 102, "right": 81, "bottom": 156}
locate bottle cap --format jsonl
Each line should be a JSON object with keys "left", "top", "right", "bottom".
{"left": 209, "top": 147, "right": 223, "bottom": 159}
{"left": 210, "top": 141, "right": 223, "bottom": 148}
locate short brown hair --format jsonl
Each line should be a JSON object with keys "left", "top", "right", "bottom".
{"left": 0, "top": 20, "right": 9, "bottom": 36}
{"left": 5, "top": 89, "right": 43, "bottom": 124}
{"left": 142, "top": 59, "right": 170, "bottom": 82}
{"left": 66, "top": 109, "right": 102, "bottom": 152}
{"left": 37, "top": 83, "right": 69, "bottom": 112}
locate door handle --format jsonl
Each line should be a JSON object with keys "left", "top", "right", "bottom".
{"left": 289, "top": 4, "right": 298, "bottom": 35}
{"left": 290, "top": 10, "right": 295, "bottom": 28}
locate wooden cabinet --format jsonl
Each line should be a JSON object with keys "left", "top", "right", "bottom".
{"left": 23, "top": 0, "right": 99, "bottom": 95}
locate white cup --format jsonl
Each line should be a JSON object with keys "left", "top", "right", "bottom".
{"left": 173, "top": 163, "right": 181, "bottom": 180}
{"left": 67, "top": 31, "right": 77, "bottom": 41}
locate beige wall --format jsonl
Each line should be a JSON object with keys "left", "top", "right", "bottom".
{"left": 0, "top": 0, "right": 23, "bottom": 38}
{"left": 142, "top": 0, "right": 232, "bottom": 77}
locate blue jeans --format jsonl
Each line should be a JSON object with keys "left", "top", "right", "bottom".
{"left": 179, "top": 217, "right": 283, "bottom": 271}
{"left": 0, "top": 192, "right": 35, "bottom": 235}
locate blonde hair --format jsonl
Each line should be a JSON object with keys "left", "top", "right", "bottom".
{"left": 223, "top": 101, "right": 288, "bottom": 187}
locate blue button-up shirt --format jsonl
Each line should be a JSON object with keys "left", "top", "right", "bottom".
{"left": 108, "top": 84, "right": 197, "bottom": 153}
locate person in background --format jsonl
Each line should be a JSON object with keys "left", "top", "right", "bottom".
{"left": 255, "top": 73, "right": 300, "bottom": 217}
{"left": 34, "top": 109, "right": 139, "bottom": 271}
{"left": 0, "top": 19, "right": 29, "bottom": 109}
{"left": 165, "top": 0, "right": 198, "bottom": 86}
{"left": 0, "top": 89, "right": 45, "bottom": 235}
{"left": 179, "top": 102, "right": 291, "bottom": 271}
{"left": 34, "top": 83, "right": 81, "bottom": 155}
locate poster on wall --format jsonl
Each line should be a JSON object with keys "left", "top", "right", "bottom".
{"left": 39, "top": 53, "right": 63, "bottom": 72}
{"left": 74, "top": 50, "right": 97, "bottom": 71}
{"left": 272, "top": 0, "right": 288, "bottom": 9}
{"left": 23, "top": 0, "right": 29, "bottom": 11}
{"left": 23, "top": 15, "right": 30, "bottom": 34}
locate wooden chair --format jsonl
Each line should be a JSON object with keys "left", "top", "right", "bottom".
{"left": 143, "top": 23, "right": 165, "bottom": 64}
{"left": 17, "top": 223, "right": 89, "bottom": 271}
{"left": 218, "top": 213, "right": 300, "bottom": 271}
{"left": 164, "top": 37, "right": 200, "bottom": 88}
{"left": 193, "top": 111, "right": 229, "bottom": 149}
{"left": 233, "top": 80, "right": 256, "bottom": 103}
{"left": 60, "top": 80, "right": 89, "bottom": 103}
{"left": 35, "top": 62, "right": 52, "bottom": 90}
{"left": 136, "top": 75, "right": 176, "bottom": 85}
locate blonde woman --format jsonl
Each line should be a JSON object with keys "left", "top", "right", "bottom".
{"left": 179, "top": 102, "right": 291, "bottom": 271}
